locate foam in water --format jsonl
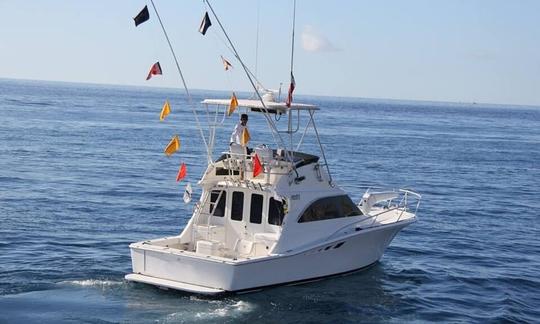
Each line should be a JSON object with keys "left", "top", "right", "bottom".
{"left": 59, "top": 279, "right": 124, "bottom": 287}
{"left": 194, "top": 301, "right": 254, "bottom": 319}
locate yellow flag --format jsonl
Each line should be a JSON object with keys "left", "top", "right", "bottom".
{"left": 227, "top": 92, "right": 238, "bottom": 116}
{"left": 160, "top": 100, "right": 171, "bottom": 121}
{"left": 241, "top": 127, "right": 250, "bottom": 146}
{"left": 164, "top": 135, "right": 180, "bottom": 156}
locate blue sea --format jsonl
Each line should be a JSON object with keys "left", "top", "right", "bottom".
{"left": 1, "top": 78, "right": 539, "bottom": 323}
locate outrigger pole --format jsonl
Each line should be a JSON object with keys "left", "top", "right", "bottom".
{"left": 149, "top": 0, "right": 212, "bottom": 163}
{"left": 288, "top": 0, "right": 297, "bottom": 151}
{"left": 289, "top": 0, "right": 296, "bottom": 84}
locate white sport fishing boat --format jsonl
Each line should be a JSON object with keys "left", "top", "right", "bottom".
{"left": 125, "top": 0, "right": 420, "bottom": 294}
{"left": 125, "top": 94, "right": 421, "bottom": 294}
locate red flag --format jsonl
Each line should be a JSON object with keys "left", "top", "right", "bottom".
{"left": 253, "top": 154, "right": 262, "bottom": 177}
{"left": 285, "top": 72, "right": 296, "bottom": 107}
{"left": 146, "top": 62, "right": 162, "bottom": 80}
{"left": 176, "top": 162, "right": 187, "bottom": 182}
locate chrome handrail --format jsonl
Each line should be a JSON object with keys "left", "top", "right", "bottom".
{"left": 218, "top": 151, "right": 292, "bottom": 176}
{"left": 362, "top": 189, "right": 421, "bottom": 225}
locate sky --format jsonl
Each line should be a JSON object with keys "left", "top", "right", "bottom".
{"left": 1, "top": 0, "right": 539, "bottom": 106}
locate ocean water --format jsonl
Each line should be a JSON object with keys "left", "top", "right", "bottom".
{"left": 0, "top": 78, "right": 539, "bottom": 323}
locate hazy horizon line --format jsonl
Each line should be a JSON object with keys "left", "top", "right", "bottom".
{"left": 2, "top": 76, "right": 539, "bottom": 110}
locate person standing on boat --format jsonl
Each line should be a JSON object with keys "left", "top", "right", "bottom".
{"left": 230, "top": 113, "right": 250, "bottom": 147}
{"left": 230, "top": 113, "right": 251, "bottom": 180}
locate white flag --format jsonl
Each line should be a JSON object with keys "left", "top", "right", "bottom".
{"left": 183, "top": 183, "right": 193, "bottom": 204}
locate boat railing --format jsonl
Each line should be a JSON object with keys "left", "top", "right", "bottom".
{"left": 219, "top": 151, "right": 291, "bottom": 176}
{"left": 397, "top": 189, "right": 422, "bottom": 220}
{"left": 370, "top": 189, "right": 421, "bottom": 224}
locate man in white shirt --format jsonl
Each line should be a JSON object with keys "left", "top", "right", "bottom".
{"left": 230, "top": 113, "right": 249, "bottom": 145}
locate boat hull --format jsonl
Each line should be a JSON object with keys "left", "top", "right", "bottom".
{"left": 126, "top": 220, "right": 412, "bottom": 294}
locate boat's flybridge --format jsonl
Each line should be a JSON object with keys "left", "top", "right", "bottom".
{"left": 201, "top": 98, "right": 319, "bottom": 114}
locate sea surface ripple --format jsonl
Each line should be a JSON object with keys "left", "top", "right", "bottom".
{"left": 1, "top": 79, "right": 539, "bottom": 323}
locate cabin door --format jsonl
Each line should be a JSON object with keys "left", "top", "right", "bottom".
{"left": 245, "top": 192, "right": 266, "bottom": 238}
{"left": 229, "top": 190, "right": 266, "bottom": 239}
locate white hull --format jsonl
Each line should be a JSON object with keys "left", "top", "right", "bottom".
{"left": 126, "top": 219, "right": 413, "bottom": 294}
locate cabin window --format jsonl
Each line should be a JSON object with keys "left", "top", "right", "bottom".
{"left": 340, "top": 195, "right": 362, "bottom": 217}
{"left": 215, "top": 167, "right": 239, "bottom": 176}
{"left": 210, "top": 190, "right": 226, "bottom": 217}
{"left": 298, "top": 195, "right": 361, "bottom": 223}
{"left": 268, "top": 198, "right": 284, "bottom": 225}
{"left": 231, "top": 191, "right": 244, "bottom": 221}
{"left": 250, "top": 194, "right": 263, "bottom": 224}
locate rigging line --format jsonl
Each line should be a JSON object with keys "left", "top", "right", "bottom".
{"left": 254, "top": 0, "right": 261, "bottom": 78}
{"left": 208, "top": 34, "right": 241, "bottom": 104}
{"left": 208, "top": 22, "right": 266, "bottom": 94}
{"left": 149, "top": 0, "right": 212, "bottom": 163}
{"left": 205, "top": 27, "right": 277, "bottom": 144}
{"left": 206, "top": 31, "right": 238, "bottom": 104}
{"left": 204, "top": 0, "right": 291, "bottom": 160}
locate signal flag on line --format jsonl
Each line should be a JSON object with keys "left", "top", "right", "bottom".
{"left": 164, "top": 135, "right": 180, "bottom": 156}
{"left": 176, "top": 163, "right": 187, "bottom": 182}
{"left": 228, "top": 92, "right": 238, "bottom": 116}
{"left": 253, "top": 154, "right": 263, "bottom": 177}
{"left": 146, "top": 62, "right": 162, "bottom": 80}
{"left": 134, "top": 6, "right": 150, "bottom": 27}
{"left": 199, "top": 12, "right": 212, "bottom": 35}
{"left": 285, "top": 72, "right": 296, "bottom": 107}
{"left": 221, "top": 56, "right": 233, "bottom": 71}
{"left": 183, "top": 182, "right": 192, "bottom": 203}
{"left": 160, "top": 100, "right": 171, "bottom": 121}
{"left": 241, "top": 127, "right": 251, "bottom": 146}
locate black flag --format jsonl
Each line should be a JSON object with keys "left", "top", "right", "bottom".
{"left": 199, "top": 12, "right": 212, "bottom": 35}
{"left": 134, "top": 6, "right": 150, "bottom": 27}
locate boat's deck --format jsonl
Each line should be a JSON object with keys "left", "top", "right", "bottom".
{"left": 136, "top": 229, "right": 280, "bottom": 262}
{"left": 366, "top": 207, "right": 416, "bottom": 224}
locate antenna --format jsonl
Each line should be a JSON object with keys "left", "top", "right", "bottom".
{"left": 287, "top": 0, "right": 297, "bottom": 150}
{"left": 289, "top": 0, "right": 297, "bottom": 79}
